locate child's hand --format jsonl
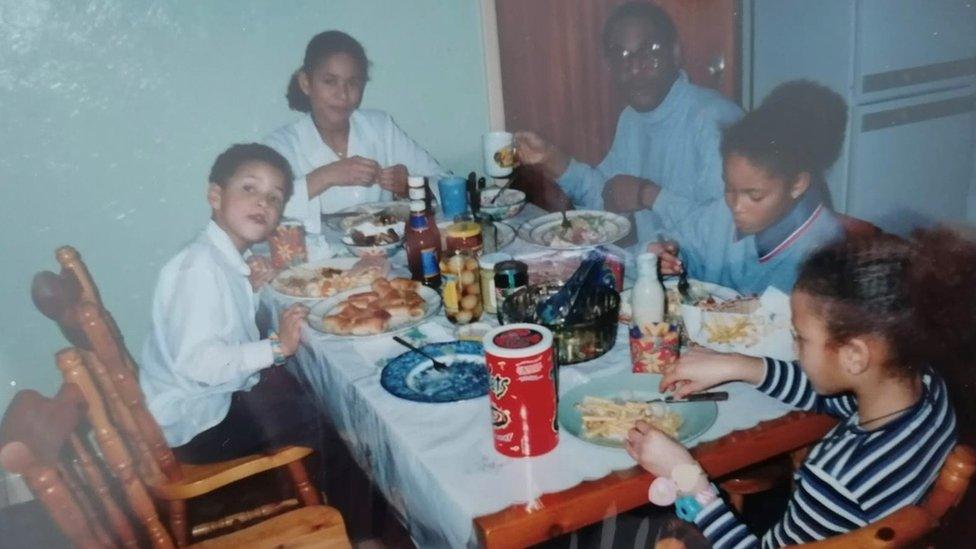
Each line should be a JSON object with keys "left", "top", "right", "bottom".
{"left": 625, "top": 420, "right": 699, "bottom": 480}
{"left": 378, "top": 164, "right": 409, "bottom": 198}
{"left": 246, "top": 255, "right": 277, "bottom": 291}
{"left": 277, "top": 304, "right": 309, "bottom": 357}
{"left": 646, "top": 241, "right": 683, "bottom": 275}
{"left": 659, "top": 348, "right": 764, "bottom": 397}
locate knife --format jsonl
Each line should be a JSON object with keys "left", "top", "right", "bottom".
{"left": 645, "top": 391, "right": 728, "bottom": 404}
{"left": 320, "top": 211, "right": 362, "bottom": 220}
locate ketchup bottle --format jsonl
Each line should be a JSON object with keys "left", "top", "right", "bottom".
{"left": 405, "top": 177, "right": 442, "bottom": 289}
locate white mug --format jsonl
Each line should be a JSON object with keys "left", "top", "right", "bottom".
{"left": 483, "top": 131, "right": 517, "bottom": 178}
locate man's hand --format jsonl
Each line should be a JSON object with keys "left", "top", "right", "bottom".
{"left": 603, "top": 175, "right": 659, "bottom": 213}
{"left": 277, "top": 304, "right": 309, "bottom": 357}
{"left": 514, "top": 131, "right": 570, "bottom": 178}
{"left": 646, "top": 241, "right": 683, "bottom": 276}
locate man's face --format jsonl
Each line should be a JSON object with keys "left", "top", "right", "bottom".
{"left": 605, "top": 18, "right": 679, "bottom": 112}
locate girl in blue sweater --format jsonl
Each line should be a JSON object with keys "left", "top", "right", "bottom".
{"left": 652, "top": 80, "right": 846, "bottom": 294}
{"left": 628, "top": 229, "right": 976, "bottom": 547}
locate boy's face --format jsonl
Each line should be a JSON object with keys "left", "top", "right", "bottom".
{"left": 723, "top": 154, "right": 805, "bottom": 235}
{"left": 208, "top": 160, "right": 287, "bottom": 252}
{"left": 791, "top": 291, "right": 844, "bottom": 394}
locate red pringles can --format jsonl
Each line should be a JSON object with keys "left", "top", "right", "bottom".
{"left": 483, "top": 323, "right": 558, "bottom": 457}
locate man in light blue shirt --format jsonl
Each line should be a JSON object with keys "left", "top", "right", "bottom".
{"left": 516, "top": 2, "right": 742, "bottom": 243}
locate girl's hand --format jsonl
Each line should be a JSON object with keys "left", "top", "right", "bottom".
{"left": 659, "top": 348, "right": 765, "bottom": 397}
{"left": 378, "top": 164, "right": 409, "bottom": 198}
{"left": 309, "top": 156, "right": 381, "bottom": 192}
{"left": 646, "top": 240, "right": 683, "bottom": 275}
{"left": 277, "top": 304, "right": 309, "bottom": 357}
{"left": 625, "top": 420, "right": 700, "bottom": 479}
{"left": 246, "top": 255, "right": 276, "bottom": 291}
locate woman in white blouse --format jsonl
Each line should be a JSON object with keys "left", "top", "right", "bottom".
{"left": 265, "top": 30, "right": 444, "bottom": 233}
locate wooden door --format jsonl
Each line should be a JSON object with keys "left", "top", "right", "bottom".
{"left": 496, "top": 0, "right": 740, "bottom": 211}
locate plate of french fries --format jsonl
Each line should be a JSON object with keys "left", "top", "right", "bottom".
{"left": 681, "top": 285, "right": 796, "bottom": 361}
{"left": 558, "top": 373, "right": 717, "bottom": 448}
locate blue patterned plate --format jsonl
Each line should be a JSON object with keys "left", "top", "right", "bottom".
{"left": 380, "top": 340, "right": 489, "bottom": 403}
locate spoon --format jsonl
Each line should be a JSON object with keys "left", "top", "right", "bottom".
{"left": 489, "top": 176, "right": 514, "bottom": 204}
{"left": 393, "top": 336, "right": 449, "bottom": 371}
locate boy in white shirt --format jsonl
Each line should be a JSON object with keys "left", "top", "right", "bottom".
{"left": 140, "top": 143, "right": 321, "bottom": 465}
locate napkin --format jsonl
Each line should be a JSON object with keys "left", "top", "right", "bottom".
{"left": 682, "top": 286, "right": 795, "bottom": 361}
{"left": 354, "top": 322, "right": 455, "bottom": 369}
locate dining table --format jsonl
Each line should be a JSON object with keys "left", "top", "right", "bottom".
{"left": 262, "top": 202, "right": 838, "bottom": 548}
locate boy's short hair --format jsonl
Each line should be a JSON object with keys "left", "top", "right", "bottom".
{"left": 208, "top": 143, "right": 295, "bottom": 202}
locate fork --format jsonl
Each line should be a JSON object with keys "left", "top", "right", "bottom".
{"left": 393, "top": 336, "right": 449, "bottom": 371}
{"left": 560, "top": 209, "right": 572, "bottom": 230}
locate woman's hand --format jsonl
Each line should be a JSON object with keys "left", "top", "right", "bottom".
{"left": 306, "top": 156, "right": 381, "bottom": 197}
{"left": 378, "top": 164, "right": 409, "bottom": 198}
{"left": 646, "top": 241, "right": 683, "bottom": 276}
{"left": 246, "top": 255, "right": 276, "bottom": 291}
{"left": 659, "top": 348, "right": 765, "bottom": 397}
{"left": 277, "top": 303, "right": 309, "bottom": 357}
{"left": 625, "top": 420, "right": 700, "bottom": 479}
{"left": 514, "top": 131, "right": 569, "bottom": 178}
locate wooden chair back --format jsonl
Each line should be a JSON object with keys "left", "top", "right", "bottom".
{"left": 0, "top": 354, "right": 175, "bottom": 548}
{"left": 837, "top": 213, "right": 882, "bottom": 238}
{"left": 802, "top": 444, "right": 976, "bottom": 547}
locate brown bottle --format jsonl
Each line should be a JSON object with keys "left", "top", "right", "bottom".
{"left": 404, "top": 197, "right": 442, "bottom": 289}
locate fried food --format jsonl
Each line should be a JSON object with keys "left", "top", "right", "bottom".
{"left": 272, "top": 257, "right": 389, "bottom": 298}
{"left": 577, "top": 396, "right": 682, "bottom": 441}
{"left": 323, "top": 277, "right": 426, "bottom": 335}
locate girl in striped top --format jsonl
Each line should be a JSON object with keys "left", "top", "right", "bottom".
{"left": 627, "top": 229, "right": 976, "bottom": 547}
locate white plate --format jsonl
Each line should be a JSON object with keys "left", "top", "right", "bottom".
{"left": 517, "top": 210, "right": 631, "bottom": 249}
{"left": 323, "top": 201, "right": 410, "bottom": 231}
{"left": 306, "top": 284, "right": 443, "bottom": 338}
{"left": 269, "top": 257, "right": 364, "bottom": 303}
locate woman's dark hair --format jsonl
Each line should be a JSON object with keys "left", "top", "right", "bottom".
{"left": 795, "top": 228, "right": 976, "bottom": 436}
{"left": 602, "top": 1, "right": 678, "bottom": 54}
{"left": 722, "top": 80, "right": 847, "bottom": 186}
{"left": 209, "top": 143, "right": 295, "bottom": 202}
{"left": 286, "top": 30, "right": 371, "bottom": 112}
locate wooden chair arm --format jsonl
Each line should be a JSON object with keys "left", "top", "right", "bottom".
{"left": 798, "top": 506, "right": 935, "bottom": 548}
{"left": 189, "top": 505, "right": 350, "bottom": 549}
{"left": 147, "top": 445, "right": 313, "bottom": 500}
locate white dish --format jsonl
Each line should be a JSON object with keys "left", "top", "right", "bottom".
{"left": 324, "top": 200, "right": 410, "bottom": 231}
{"left": 306, "top": 284, "right": 443, "bottom": 339}
{"left": 269, "top": 257, "right": 366, "bottom": 303}
{"left": 517, "top": 210, "right": 631, "bottom": 249}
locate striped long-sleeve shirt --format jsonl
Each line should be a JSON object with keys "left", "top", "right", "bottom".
{"left": 694, "top": 358, "right": 956, "bottom": 548}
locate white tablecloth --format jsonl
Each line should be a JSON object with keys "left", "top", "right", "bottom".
{"left": 265, "top": 204, "right": 796, "bottom": 548}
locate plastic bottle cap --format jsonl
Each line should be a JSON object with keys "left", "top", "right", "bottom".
{"left": 408, "top": 187, "right": 426, "bottom": 200}
{"left": 409, "top": 200, "right": 426, "bottom": 212}
{"left": 407, "top": 176, "right": 426, "bottom": 189}
{"left": 446, "top": 221, "right": 482, "bottom": 238}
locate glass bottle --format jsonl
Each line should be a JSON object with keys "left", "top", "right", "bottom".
{"left": 404, "top": 198, "right": 442, "bottom": 289}
{"left": 631, "top": 252, "right": 665, "bottom": 329}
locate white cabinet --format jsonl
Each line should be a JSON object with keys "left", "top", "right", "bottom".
{"left": 746, "top": 0, "right": 976, "bottom": 233}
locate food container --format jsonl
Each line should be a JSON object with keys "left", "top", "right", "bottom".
{"left": 445, "top": 221, "right": 483, "bottom": 256}
{"left": 269, "top": 218, "right": 308, "bottom": 269}
{"left": 494, "top": 260, "right": 528, "bottom": 324}
{"left": 478, "top": 252, "right": 512, "bottom": 315}
{"left": 630, "top": 322, "right": 680, "bottom": 373}
{"left": 500, "top": 283, "right": 620, "bottom": 365}
{"left": 479, "top": 188, "right": 527, "bottom": 221}
{"left": 483, "top": 323, "right": 558, "bottom": 457}
{"left": 439, "top": 250, "right": 483, "bottom": 324}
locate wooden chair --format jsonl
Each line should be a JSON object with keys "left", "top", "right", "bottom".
{"left": 838, "top": 213, "right": 882, "bottom": 238}
{"left": 0, "top": 367, "right": 350, "bottom": 549}
{"left": 801, "top": 444, "right": 975, "bottom": 547}
{"left": 32, "top": 252, "right": 323, "bottom": 545}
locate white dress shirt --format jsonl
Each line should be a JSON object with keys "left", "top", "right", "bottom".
{"left": 264, "top": 109, "right": 445, "bottom": 233}
{"left": 140, "top": 221, "right": 274, "bottom": 447}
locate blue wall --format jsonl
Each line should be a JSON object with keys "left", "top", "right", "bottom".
{"left": 0, "top": 1, "right": 490, "bottom": 412}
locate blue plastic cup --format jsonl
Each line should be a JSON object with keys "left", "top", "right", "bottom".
{"left": 437, "top": 175, "right": 468, "bottom": 218}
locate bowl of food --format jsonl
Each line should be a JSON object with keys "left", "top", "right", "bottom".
{"left": 342, "top": 222, "right": 404, "bottom": 258}
{"left": 479, "top": 188, "right": 526, "bottom": 220}
{"left": 500, "top": 283, "right": 620, "bottom": 365}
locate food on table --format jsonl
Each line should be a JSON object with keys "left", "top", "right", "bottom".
{"left": 440, "top": 251, "right": 482, "bottom": 324}
{"left": 702, "top": 316, "right": 760, "bottom": 346}
{"left": 272, "top": 257, "right": 390, "bottom": 298}
{"left": 338, "top": 204, "right": 410, "bottom": 231}
{"left": 695, "top": 295, "right": 760, "bottom": 314}
{"left": 322, "top": 277, "right": 426, "bottom": 335}
{"left": 349, "top": 227, "right": 400, "bottom": 246}
{"left": 545, "top": 215, "right": 611, "bottom": 247}
{"left": 576, "top": 396, "right": 683, "bottom": 440}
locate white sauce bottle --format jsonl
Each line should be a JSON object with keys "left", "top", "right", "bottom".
{"left": 631, "top": 252, "right": 665, "bottom": 329}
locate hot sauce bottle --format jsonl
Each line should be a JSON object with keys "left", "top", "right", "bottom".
{"left": 405, "top": 177, "right": 442, "bottom": 289}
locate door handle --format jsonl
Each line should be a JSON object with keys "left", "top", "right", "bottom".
{"left": 707, "top": 55, "right": 726, "bottom": 78}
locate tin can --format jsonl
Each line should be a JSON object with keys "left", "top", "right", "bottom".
{"left": 494, "top": 260, "right": 528, "bottom": 324}
{"left": 482, "top": 324, "right": 558, "bottom": 457}
{"left": 479, "top": 252, "right": 512, "bottom": 315}
{"left": 268, "top": 219, "right": 307, "bottom": 269}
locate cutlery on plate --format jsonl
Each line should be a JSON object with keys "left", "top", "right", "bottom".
{"left": 657, "top": 231, "right": 691, "bottom": 302}
{"left": 393, "top": 336, "right": 449, "bottom": 371}
{"left": 320, "top": 211, "right": 361, "bottom": 220}
{"left": 645, "top": 391, "right": 728, "bottom": 404}
{"left": 489, "top": 177, "right": 514, "bottom": 204}
{"left": 560, "top": 210, "right": 572, "bottom": 230}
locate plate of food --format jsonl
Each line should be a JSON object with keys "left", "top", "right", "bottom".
{"left": 618, "top": 278, "right": 740, "bottom": 325}
{"left": 517, "top": 210, "right": 631, "bottom": 249}
{"left": 307, "top": 277, "right": 442, "bottom": 338}
{"left": 559, "top": 373, "right": 717, "bottom": 448}
{"left": 269, "top": 256, "right": 390, "bottom": 302}
{"left": 323, "top": 201, "right": 410, "bottom": 231}
{"left": 380, "top": 340, "right": 489, "bottom": 403}
{"left": 343, "top": 221, "right": 404, "bottom": 258}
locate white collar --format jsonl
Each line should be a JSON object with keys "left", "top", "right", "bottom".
{"left": 204, "top": 221, "right": 251, "bottom": 276}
